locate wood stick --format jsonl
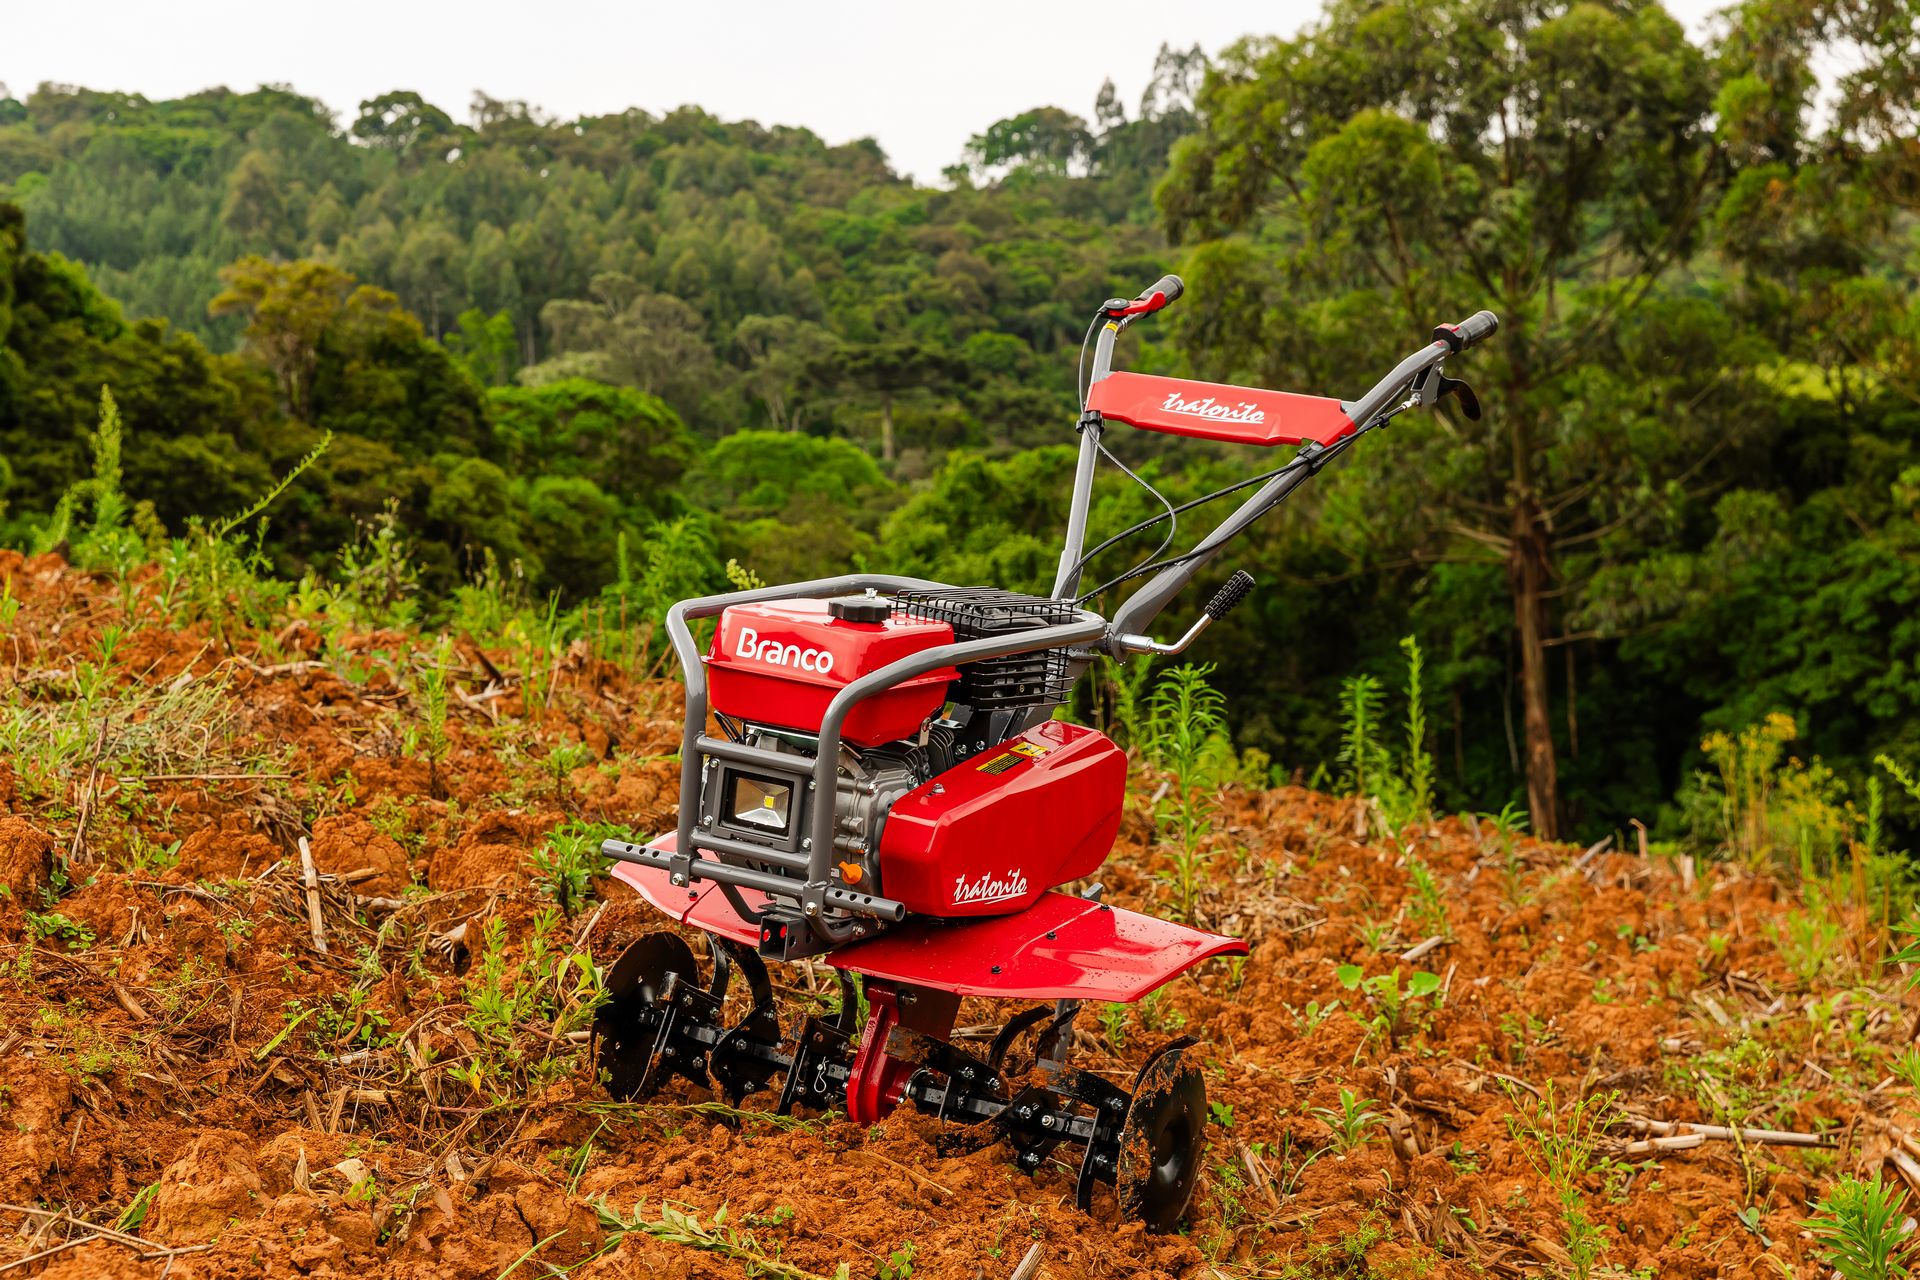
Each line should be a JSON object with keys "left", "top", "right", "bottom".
{"left": 1889, "top": 1149, "right": 1920, "bottom": 1197}
{"left": 1623, "top": 1133, "right": 1707, "bottom": 1154}
{"left": 1007, "top": 1242, "right": 1045, "bottom": 1280}
{"left": 299, "top": 837, "right": 328, "bottom": 955}
{"left": 1401, "top": 935, "right": 1446, "bottom": 964}
{"left": 1238, "top": 1140, "right": 1282, "bottom": 1210}
{"left": 1628, "top": 1117, "right": 1834, "bottom": 1147}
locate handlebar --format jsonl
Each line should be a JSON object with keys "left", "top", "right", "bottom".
{"left": 1105, "top": 273, "right": 1185, "bottom": 319}
{"left": 1436, "top": 310, "right": 1498, "bottom": 352}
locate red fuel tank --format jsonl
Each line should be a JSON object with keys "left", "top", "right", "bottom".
{"left": 877, "top": 720, "right": 1126, "bottom": 917}
{"left": 706, "top": 598, "right": 957, "bottom": 747}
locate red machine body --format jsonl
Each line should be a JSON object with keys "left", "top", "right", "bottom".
{"left": 877, "top": 720, "right": 1125, "bottom": 917}
{"left": 706, "top": 598, "right": 957, "bottom": 747}
{"left": 609, "top": 845, "right": 1243, "bottom": 1003}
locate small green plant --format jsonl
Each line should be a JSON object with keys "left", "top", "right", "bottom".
{"left": 1308, "top": 1088, "right": 1385, "bottom": 1153}
{"left": 1398, "top": 634, "right": 1433, "bottom": 822}
{"left": 25, "top": 912, "right": 96, "bottom": 952}
{"left": 532, "top": 821, "right": 616, "bottom": 917}
{"left": 1137, "top": 987, "right": 1187, "bottom": 1034}
{"left": 455, "top": 909, "right": 606, "bottom": 1101}
{"left": 1405, "top": 855, "right": 1451, "bottom": 939}
{"left": 545, "top": 740, "right": 596, "bottom": 801}
{"left": 1769, "top": 897, "right": 1852, "bottom": 987}
{"left": 1337, "top": 964, "right": 1443, "bottom": 1047}
{"left": 877, "top": 1240, "right": 918, "bottom": 1279}
{"left": 595, "top": 1200, "right": 836, "bottom": 1280}
{"left": 1893, "top": 1044, "right": 1920, "bottom": 1092}
{"left": 114, "top": 1181, "right": 161, "bottom": 1232}
{"left": 1805, "top": 1172, "right": 1913, "bottom": 1280}
{"left": 1287, "top": 999, "right": 1339, "bottom": 1036}
{"left": 1506, "top": 1084, "right": 1621, "bottom": 1280}
{"left": 1336, "top": 673, "right": 1390, "bottom": 801}
{"left": 1142, "top": 663, "right": 1235, "bottom": 923}
{"left": 1099, "top": 1001, "right": 1129, "bottom": 1050}
{"left": 413, "top": 633, "right": 455, "bottom": 792}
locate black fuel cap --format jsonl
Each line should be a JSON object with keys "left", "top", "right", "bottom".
{"left": 827, "top": 595, "right": 891, "bottom": 624}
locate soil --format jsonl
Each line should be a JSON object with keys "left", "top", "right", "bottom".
{"left": 0, "top": 549, "right": 1906, "bottom": 1278}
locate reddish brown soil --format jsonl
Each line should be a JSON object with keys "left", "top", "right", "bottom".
{"left": 0, "top": 548, "right": 1905, "bottom": 1277}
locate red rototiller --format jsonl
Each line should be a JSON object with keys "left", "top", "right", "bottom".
{"left": 596, "top": 276, "right": 1498, "bottom": 1227}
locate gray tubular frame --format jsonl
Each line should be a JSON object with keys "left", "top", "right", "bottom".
{"left": 1091, "top": 336, "right": 1460, "bottom": 648}
{"left": 607, "top": 572, "right": 1106, "bottom": 930}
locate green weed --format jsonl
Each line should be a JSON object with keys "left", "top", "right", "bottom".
{"left": 1805, "top": 1172, "right": 1913, "bottom": 1280}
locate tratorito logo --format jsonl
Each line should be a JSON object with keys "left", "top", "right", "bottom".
{"left": 1161, "top": 391, "right": 1266, "bottom": 424}
{"left": 735, "top": 626, "right": 835, "bottom": 674}
{"left": 953, "top": 869, "right": 1029, "bottom": 906}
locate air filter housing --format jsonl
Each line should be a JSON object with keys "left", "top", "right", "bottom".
{"left": 891, "top": 587, "right": 1077, "bottom": 712}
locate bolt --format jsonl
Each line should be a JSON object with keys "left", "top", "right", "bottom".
{"left": 1045, "top": 931, "right": 1057, "bottom": 940}
{"left": 805, "top": 902, "right": 819, "bottom": 916}
{"left": 802, "top": 838, "right": 812, "bottom": 850}
{"left": 990, "top": 965, "right": 1002, "bottom": 974}
{"left": 1017, "top": 1104, "right": 1034, "bottom": 1121}
{"left": 932, "top": 783, "right": 945, "bottom": 795}
{"left": 1040, "top": 1114, "right": 1054, "bottom": 1129}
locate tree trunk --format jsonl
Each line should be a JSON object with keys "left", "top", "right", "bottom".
{"left": 879, "top": 394, "right": 896, "bottom": 463}
{"left": 1508, "top": 495, "right": 1559, "bottom": 839}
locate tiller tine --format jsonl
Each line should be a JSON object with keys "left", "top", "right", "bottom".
{"left": 591, "top": 937, "right": 1211, "bottom": 1228}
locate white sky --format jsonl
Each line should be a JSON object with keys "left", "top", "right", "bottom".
{"left": 8, "top": 0, "right": 1728, "bottom": 184}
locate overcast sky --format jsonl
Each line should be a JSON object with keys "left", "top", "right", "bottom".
{"left": 9, "top": 0, "right": 1728, "bottom": 184}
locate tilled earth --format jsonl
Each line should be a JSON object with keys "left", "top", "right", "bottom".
{"left": 0, "top": 547, "right": 1908, "bottom": 1278}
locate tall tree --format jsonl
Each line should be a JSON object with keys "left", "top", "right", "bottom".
{"left": 1159, "top": 0, "right": 1721, "bottom": 836}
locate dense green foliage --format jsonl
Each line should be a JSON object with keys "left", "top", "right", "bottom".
{"left": 0, "top": 6, "right": 1916, "bottom": 843}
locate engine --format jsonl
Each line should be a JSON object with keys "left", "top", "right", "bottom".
{"left": 696, "top": 589, "right": 1121, "bottom": 945}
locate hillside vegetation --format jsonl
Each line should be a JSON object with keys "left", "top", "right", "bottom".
{"left": 1, "top": 0, "right": 1918, "bottom": 845}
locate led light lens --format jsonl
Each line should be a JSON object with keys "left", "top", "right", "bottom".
{"left": 729, "top": 775, "right": 792, "bottom": 833}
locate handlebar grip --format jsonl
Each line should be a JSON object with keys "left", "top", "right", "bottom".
{"left": 1139, "top": 274, "right": 1184, "bottom": 306}
{"left": 1204, "top": 570, "right": 1255, "bottom": 621}
{"left": 1436, "top": 310, "right": 1499, "bottom": 352}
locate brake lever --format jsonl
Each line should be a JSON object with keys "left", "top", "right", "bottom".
{"left": 1410, "top": 366, "right": 1481, "bottom": 420}
{"left": 1439, "top": 375, "right": 1482, "bottom": 420}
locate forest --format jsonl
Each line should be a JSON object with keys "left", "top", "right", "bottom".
{"left": 1, "top": 0, "right": 1917, "bottom": 850}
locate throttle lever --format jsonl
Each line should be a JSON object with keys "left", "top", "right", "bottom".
{"left": 1115, "top": 570, "right": 1256, "bottom": 656}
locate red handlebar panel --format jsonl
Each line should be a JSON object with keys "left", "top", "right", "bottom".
{"left": 1086, "top": 371, "right": 1357, "bottom": 448}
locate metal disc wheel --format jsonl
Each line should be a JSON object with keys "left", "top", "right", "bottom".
{"left": 594, "top": 933, "right": 699, "bottom": 1100}
{"left": 1116, "top": 1052, "right": 1207, "bottom": 1231}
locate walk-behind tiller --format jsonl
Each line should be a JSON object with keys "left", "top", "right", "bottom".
{"left": 596, "top": 276, "right": 1498, "bottom": 1228}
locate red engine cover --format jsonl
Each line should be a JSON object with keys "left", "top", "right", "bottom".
{"left": 706, "top": 599, "right": 957, "bottom": 747}
{"left": 878, "top": 720, "right": 1126, "bottom": 917}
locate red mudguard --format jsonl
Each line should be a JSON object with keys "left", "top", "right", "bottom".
{"left": 610, "top": 842, "right": 1245, "bottom": 1003}
{"left": 1086, "top": 370, "right": 1356, "bottom": 447}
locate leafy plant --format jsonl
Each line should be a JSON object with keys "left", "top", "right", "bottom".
{"left": 1398, "top": 634, "right": 1434, "bottom": 822}
{"left": 1506, "top": 1085, "right": 1621, "bottom": 1280}
{"left": 1337, "top": 964, "right": 1442, "bottom": 1047}
{"left": 1309, "top": 1087, "right": 1385, "bottom": 1153}
{"left": 1805, "top": 1173, "right": 1913, "bottom": 1280}
{"left": 1142, "top": 663, "right": 1234, "bottom": 923}
{"left": 532, "top": 820, "right": 617, "bottom": 917}
{"left": 1336, "top": 673, "right": 1390, "bottom": 801}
